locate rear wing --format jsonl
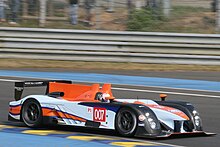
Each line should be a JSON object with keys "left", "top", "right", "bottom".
{"left": 14, "top": 80, "right": 72, "bottom": 101}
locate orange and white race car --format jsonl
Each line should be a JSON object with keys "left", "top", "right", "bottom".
{"left": 8, "top": 80, "right": 214, "bottom": 138}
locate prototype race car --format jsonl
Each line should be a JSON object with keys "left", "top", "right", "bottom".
{"left": 8, "top": 80, "right": 214, "bottom": 138}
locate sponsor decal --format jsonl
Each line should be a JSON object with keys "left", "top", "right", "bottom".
{"left": 138, "top": 115, "right": 146, "bottom": 121}
{"left": 138, "top": 123, "right": 145, "bottom": 126}
{"left": 24, "top": 81, "right": 44, "bottom": 86}
{"left": 85, "top": 94, "right": 91, "bottom": 99}
{"left": 93, "top": 107, "right": 106, "bottom": 122}
{"left": 87, "top": 107, "right": 92, "bottom": 113}
{"left": 169, "top": 109, "right": 181, "bottom": 113}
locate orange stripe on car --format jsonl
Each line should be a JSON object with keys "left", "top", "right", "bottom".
{"left": 42, "top": 108, "right": 86, "bottom": 122}
{"left": 133, "top": 101, "right": 189, "bottom": 120}
{"left": 147, "top": 104, "right": 189, "bottom": 120}
{"left": 9, "top": 105, "right": 21, "bottom": 115}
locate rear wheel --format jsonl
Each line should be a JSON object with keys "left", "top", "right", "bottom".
{"left": 115, "top": 107, "right": 137, "bottom": 136}
{"left": 21, "top": 99, "right": 42, "bottom": 127}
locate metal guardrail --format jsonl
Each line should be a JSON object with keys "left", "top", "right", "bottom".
{"left": 0, "top": 27, "right": 220, "bottom": 65}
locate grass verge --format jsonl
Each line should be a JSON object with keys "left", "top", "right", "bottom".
{"left": 0, "top": 59, "right": 220, "bottom": 72}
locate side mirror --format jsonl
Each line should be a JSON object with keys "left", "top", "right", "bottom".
{"left": 160, "top": 94, "right": 167, "bottom": 101}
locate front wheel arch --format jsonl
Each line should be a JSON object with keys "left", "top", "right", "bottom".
{"left": 115, "top": 107, "right": 138, "bottom": 137}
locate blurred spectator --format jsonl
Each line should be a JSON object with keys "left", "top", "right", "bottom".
{"left": 0, "top": 0, "right": 6, "bottom": 23}
{"left": 146, "top": 0, "right": 158, "bottom": 8}
{"left": 28, "top": 0, "right": 37, "bottom": 16}
{"left": 84, "top": 0, "right": 95, "bottom": 25}
{"left": 9, "top": 0, "right": 20, "bottom": 24}
{"left": 212, "top": 0, "right": 218, "bottom": 12}
{"left": 127, "top": 0, "right": 132, "bottom": 14}
{"left": 69, "top": 0, "right": 78, "bottom": 25}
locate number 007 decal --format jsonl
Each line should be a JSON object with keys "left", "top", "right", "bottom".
{"left": 93, "top": 107, "right": 106, "bottom": 122}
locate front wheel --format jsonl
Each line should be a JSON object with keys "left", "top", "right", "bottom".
{"left": 21, "top": 99, "right": 43, "bottom": 127}
{"left": 115, "top": 107, "right": 137, "bottom": 137}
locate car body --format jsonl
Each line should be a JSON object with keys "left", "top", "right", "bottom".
{"left": 8, "top": 80, "right": 214, "bottom": 138}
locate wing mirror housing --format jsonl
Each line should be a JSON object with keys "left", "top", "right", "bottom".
{"left": 160, "top": 94, "right": 167, "bottom": 101}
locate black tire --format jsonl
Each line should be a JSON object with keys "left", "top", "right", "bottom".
{"left": 21, "top": 99, "right": 43, "bottom": 127}
{"left": 115, "top": 107, "right": 137, "bottom": 137}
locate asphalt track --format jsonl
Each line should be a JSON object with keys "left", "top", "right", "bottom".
{"left": 0, "top": 70, "right": 219, "bottom": 147}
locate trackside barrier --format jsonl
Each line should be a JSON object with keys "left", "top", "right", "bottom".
{"left": 0, "top": 27, "right": 220, "bottom": 65}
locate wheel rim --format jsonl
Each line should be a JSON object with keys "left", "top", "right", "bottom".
{"left": 118, "top": 110, "right": 136, "bottom": 133}
{"left": 25, "top": 103, "right": 40, "bottom": 122}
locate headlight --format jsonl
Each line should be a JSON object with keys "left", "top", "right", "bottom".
{"left": 148, "top": 118, "right": 153, "bottom": 122}
{"left": 192, "top": 110, "right": 201, "bottom": 127}
{"left": 145, "top": 113, "right": 150, "bottom": 117}
{"left": 149, "top": 121, "right": 157, "bottom": 129}
{"left": 192, "top": 110, "right": 198, "bottom": 115}
{"left": 147, "top": 118, "right": 157, "bottom": 129}
{"left": 194, "top": 115, "right": 200, "bottom": 127}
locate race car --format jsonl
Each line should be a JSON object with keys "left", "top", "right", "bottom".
{"left": 8, "top": 80, "right": 214, "bottom": 138}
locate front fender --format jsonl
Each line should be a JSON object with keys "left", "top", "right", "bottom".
{"left": 156, "top": 101, "right": 203, "bottom": 131}
{"left": 122, "top": 104, "right": 162, "bottom": 137}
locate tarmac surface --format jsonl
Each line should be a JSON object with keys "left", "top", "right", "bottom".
{"left": 0, "top": 70, "right": 219, "bottom": 147}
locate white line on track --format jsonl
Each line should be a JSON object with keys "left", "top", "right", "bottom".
{"left": 112, "top": 87, "right": 220, "bottom": 98}
{"left": 1, "top": 78, "right": 220, "bottom": 98}
{"left": 0, "top": 79, "right": 20, "bottom": 82}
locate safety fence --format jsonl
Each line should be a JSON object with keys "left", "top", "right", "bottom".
{"left": 0, "top": 27, "right": 220, "bottom": 65}
{"left": 0, "top": 0, "right": 219, "bottom": 33}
